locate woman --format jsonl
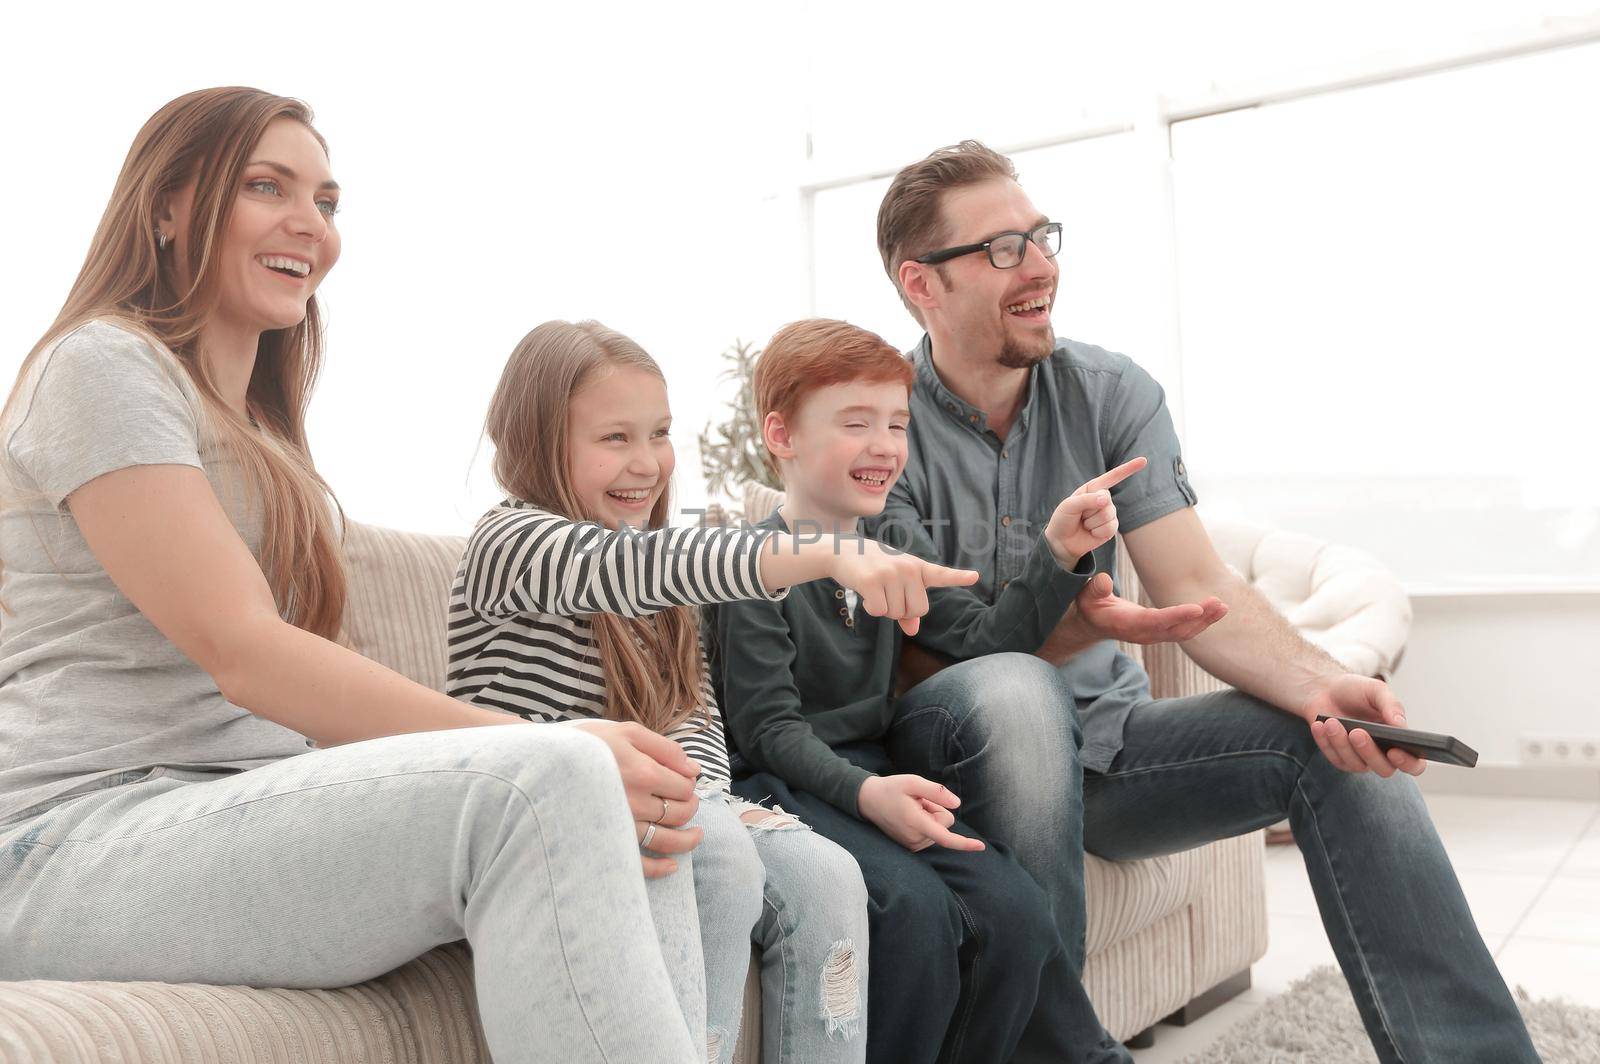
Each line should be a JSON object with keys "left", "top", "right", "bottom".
{"left": 0, "top": 87, "right": 705, "bottom": 1064}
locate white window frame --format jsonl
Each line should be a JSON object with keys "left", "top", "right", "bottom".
{"left": 793, "top": 12, "right": 1600, "bottom": 446}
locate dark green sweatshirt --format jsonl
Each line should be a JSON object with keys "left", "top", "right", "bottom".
{"left": 709, "top": 509, "right": 1094, "bottom": 818}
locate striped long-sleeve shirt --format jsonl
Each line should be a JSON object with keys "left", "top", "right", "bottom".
{"left": 445, "top": 500, "right": 785, "bottom": 787}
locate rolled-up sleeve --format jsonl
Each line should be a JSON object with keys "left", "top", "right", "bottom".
{"left": 1098, "top": 359, "right": 1197, "bottom": 532}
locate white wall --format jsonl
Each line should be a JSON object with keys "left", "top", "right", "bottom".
{"left": 796, "top": 2, "right": 1600, "bottom": 766}
{"left": 5, "top": 2, "right": 1597, "bottom": 767}
{"left": 1173, "top": 41, "right": 1600, "bottom": 589}
{"left": 1, "top": 1, "right": 813, "bottom": 534}
{"left": 1392, "top": 593, "right": 1600, "bottom": 765}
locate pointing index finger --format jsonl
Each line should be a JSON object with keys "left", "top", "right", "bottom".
{"left": 1079, "top": 456, "right": 1148, "bottom": 494}
{"left": 920, "top": 562, "right": 980, "bottom": 589}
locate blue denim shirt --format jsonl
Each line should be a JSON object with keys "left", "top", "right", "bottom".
{"left": 869, "top": 334, "right": 1198, "bottom": 772}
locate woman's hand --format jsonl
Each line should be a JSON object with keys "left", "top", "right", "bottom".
{"left": 569, "top": 720, "right": 703, "bottom": 877}
{"left": 828, "top": 541, "right": 979, "bottom": 637}
{"left": 857, "top": 774, "right": 985, "bottom": 853}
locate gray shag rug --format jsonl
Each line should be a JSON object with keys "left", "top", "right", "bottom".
{"left": 1177, "top": 966, "right": 1600, "bottom": 1062}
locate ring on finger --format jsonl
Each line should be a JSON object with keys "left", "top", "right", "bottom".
{"left": 640, "top": 822, "right": 659, "bottom": 851}
{"left": 653, "top": 797, "right": 670, "bottom": 825}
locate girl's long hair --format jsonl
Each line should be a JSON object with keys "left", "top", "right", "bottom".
{"left": 3, "top": 86, "right": 345, "bottom": 637}
{"left": 485, "top": 320, "right": 706, "bottom": 734}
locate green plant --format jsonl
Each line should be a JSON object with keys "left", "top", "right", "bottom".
{"left": 697, "top": 339, "right": 779, "bottom": 497}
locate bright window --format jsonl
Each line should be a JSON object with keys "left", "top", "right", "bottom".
{"left": 1172, "top": 42, "right": 1600, "bottom": 588}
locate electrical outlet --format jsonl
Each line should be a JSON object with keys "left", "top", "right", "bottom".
{"left": 1520, "top": 734, "right": 1600, "bottom": 766}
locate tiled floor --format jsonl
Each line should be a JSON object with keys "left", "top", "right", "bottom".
{"left": 1128, "top": 792, "right": 1600, "bottom": 1062}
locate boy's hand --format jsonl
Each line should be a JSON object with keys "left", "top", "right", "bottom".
{"left": 857, "top": 774, "right": 985, "bottom": 853}
{"left": 1043, "top": 457, "right": 1148, "bottom": 570}
{"left": 829, "top": 541, "right": 979, "bottom": 637}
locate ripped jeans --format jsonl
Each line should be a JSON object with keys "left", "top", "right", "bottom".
{"left": 692, "top": 791, "right": 869, "bottom": 1064}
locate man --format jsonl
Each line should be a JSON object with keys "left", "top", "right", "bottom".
{"left": 867, "top": 140, "right": 1537, "bottom": 1062}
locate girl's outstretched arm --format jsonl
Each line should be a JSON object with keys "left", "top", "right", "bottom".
{"left": 460, "top": 504, "right": 976, "bottom": 634}
{"left": 457, "top": 505, "right": 781, "bottom": 618}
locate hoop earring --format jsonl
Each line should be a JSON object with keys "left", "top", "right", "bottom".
{"left": 156, "top": 229, "right": 170, "bottom": 251}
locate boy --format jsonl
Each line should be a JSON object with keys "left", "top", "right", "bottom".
{"left": 710, "top": 318, "right": 1143, "bottom": 1064}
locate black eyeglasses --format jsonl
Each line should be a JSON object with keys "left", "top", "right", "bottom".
{"left": 914, "top": 221, "right": 1063, "bottom": 269}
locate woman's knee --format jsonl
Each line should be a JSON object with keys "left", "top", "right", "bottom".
{"left": 406, "top": 725, "right": 633, "bottom": 851}
{"left": 467, "top": 725, "right": 622, "bottom": 804}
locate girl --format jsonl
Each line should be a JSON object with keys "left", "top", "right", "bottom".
{"left": 447, "top": 320, "right": 979, "bottom": 1063}
{"left": 0, "top": 87, "right": 708, "bottom": 1064}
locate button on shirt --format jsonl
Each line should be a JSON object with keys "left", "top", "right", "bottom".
{"left": 870, "top": 334, "right": 1199, "bottom": 772}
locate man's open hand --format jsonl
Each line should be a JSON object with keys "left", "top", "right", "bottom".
{"left": 1076, "top": 572, "right": 1227, "bottom": 644}
{"left": 1035, "top": 573, "right": 1228, "bottom": 665}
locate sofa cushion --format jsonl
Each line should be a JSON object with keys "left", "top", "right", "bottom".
{"left": 0, "top": 944, "right": 489, "bottom": 1064}
{"left": 741, "top": 482, "right": 785, "bottom": 525}
{"left": 341, "top": 522, "right": 466, "bottom": 691}
{"left": 1206, "top": 520, "right": 1411, "bottom": 678}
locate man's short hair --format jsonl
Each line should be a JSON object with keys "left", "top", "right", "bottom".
{"left": 752, "top": 318, "right": 914, "bottom": 482}
{"left": 876, "top": 140, "right": 1018, "bottom": 323}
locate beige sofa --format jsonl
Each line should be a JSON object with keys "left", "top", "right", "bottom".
{"left": 0, "top": 513, "right": 1409, "bottom": 1061}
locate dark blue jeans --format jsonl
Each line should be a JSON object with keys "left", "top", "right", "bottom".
{"left": 735, "top": 653, "right": 1129, "bottom": 1064}
{"left": 890, "top": 679, "right": 1540, "bottom": 1064}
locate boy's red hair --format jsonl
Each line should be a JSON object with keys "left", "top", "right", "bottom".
{"left": 753, "top": 319, "right": 913, "bottom": 435}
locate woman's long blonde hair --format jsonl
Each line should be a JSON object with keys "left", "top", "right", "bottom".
{"left": 486, "top": 320, "right": 706, "bottom": 734}
{"left": 3, "top": 87, "right": 345, "bottom": 637}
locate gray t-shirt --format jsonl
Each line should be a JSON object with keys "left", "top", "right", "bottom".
{"left": 0, "top": 320, "right": 312, "bottom": 827}
{"left": 871, "top": 334, "right": 1198, "bottom": 773}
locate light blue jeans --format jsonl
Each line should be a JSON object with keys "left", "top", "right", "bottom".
{"left": 681, "top": 793, "right": 764, "bottom": 1063}
{"left": 748, "top": 807, "right": 869, "bottom": 1064}
{"left": 690, "top": 792, "right": 869, "bottom": 1064}
{"left": 0, "top": 725, "right": 703, "bottom": 1064}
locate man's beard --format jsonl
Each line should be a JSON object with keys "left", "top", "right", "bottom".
{"left": 997, "top": 325, "right": 1055, "bottom": 369}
